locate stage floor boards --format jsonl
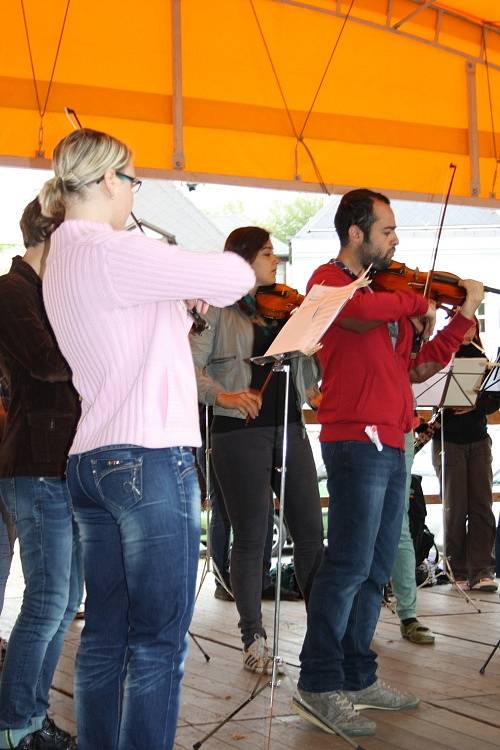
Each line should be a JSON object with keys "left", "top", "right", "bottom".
{"left": 2, "top": 554, "right": 500, "bottom": 749}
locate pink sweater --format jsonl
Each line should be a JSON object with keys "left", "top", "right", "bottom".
{"left": 43, "top": 220, "right": 255, "bottom": 454}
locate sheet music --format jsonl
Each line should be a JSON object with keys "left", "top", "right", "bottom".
{"left": 412, "top": 363, "right": 452, "bottom": 407}
{"left": 260, "top": 278, "right": 368, "bottom": 359}
{"left": 413, "top": 358, "right": 487, "bottom": 408}
{"left": 481, "top": 347, "right": 500, "bottom": 394}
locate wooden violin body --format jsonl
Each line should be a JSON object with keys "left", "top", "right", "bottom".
{"left": 255, "top": 283, "right": 304, "bottom": 319}
{"left": 371, "top": 260, "right": 499, "bottom": 308}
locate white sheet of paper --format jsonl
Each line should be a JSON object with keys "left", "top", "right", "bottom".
{"left": 260, "top": 278, "right": 366, "bottom": 359}
{"left": 412, "top": 363, "right": 452, "bottom": 408}
{"left": 482, "top": 348, "right": 500, "bottom": 394}
{"left": 413, "top": 358, "right": 486, "bottom": 408}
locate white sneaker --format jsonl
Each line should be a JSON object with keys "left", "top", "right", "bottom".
{"left": 242, "top": 634, "right": 285, "bottom": 675}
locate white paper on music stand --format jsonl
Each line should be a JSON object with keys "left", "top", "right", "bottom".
{"left": 481, "top": 347, "right": 500, "bottom": 394}
{"left": 259, "top": 278, "right": 367, "bottom": 360}
{"left": 413, "top": 357, "right": 487, "bottom": 408}
{"left": 412, "top": 363, "right": 452, "bottom": 408}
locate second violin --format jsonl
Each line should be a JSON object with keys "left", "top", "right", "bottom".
{"left": 255, "top": 283, "right": 304, "bottom": 319}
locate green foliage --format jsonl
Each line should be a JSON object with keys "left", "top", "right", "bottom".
{"left": 263, "top": 196, "right": 325, "bottom": 243}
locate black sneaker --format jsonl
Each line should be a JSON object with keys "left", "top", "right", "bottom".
{"left": 214, "top": 581, "right": 233, "bottom": 601}
{"left": 13, "top": 734, "right": 37, "bottom": 749}
{"left": 34, "top": 717, "right": 76, "bottom": 749}
{"left": 262, "top": 583, "right": 301, "bottom": 601}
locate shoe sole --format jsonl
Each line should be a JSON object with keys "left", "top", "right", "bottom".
{"left": 402, "top": 634, "right": 435, "bottom": 645}
{"left": 353, "top": 698, "right": 420, "bottom": 711}
{"left": 291, "top": 696, "right": 376, "bottom": 737}
{"left": 243, "top": 659, "right": 285, "bottom": 675}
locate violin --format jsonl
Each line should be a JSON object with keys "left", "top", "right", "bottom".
{"left": 371, "top": 260, "right": 500, "bottom": 308}
{"left": 255, "top": 283, "right": 304, "bottom": 319}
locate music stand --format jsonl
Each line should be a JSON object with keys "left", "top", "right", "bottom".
{"left": 193, "top": 277, "right": 371, "bottom": 750}
{"left": 478, "top": 347, "right": 500, "bottom": 674}
{"left": 413, "top": 358, "right": 487, "bottom": 611}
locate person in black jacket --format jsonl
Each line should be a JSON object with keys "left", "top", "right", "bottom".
{"left": 432, "top": 323, "right": 499, "bottom": 592}
{"left": 0, "top": 199, "right": 82, "bottom": 750}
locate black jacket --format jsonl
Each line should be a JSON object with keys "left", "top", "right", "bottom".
{"left": 0, "top": 257, "right": 80, "bottom": 476}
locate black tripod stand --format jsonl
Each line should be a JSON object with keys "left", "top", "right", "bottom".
{"left": 480, "top": 638, "right": 500, "bottom": 674}
{"left": 192, "top": 357, "right": 364, "bottom": 750}
{"left": 189, "top": 406, "right": 233, "bottom": 664}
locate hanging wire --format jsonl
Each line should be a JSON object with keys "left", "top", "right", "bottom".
{"left": 20, "top": 0, "right": 72, "bottom": 155}
{"left": 249, "top": 0, "right": 356, "bottom": 193}
{"left": 482, "top": 27, "right": 500, "bottom": 198}
{"left": 298, "top": 0, "right": 355, "bottom": 140}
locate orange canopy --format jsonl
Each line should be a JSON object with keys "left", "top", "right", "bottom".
{"left": 1, "top": 1, "right": 500, "bottom": 205}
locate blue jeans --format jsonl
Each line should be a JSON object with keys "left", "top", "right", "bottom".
{"left": 0, "top": 495, "right": 15, "bottom": 619}
{"left": 0, "top": 477, "right": 82, "bottom": 730}
{"left": 299, "top": 441, "right": 406, "bottom": 692}
{"left": 67, "top": 445, "right": 200, "bottom": 750}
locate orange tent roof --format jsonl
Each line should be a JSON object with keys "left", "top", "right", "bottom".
{"left": 1, "top": 1, "right": 500, "bottom": 205}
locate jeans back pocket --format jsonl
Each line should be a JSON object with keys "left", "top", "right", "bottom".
{"left": 90, "top": 456, "right": 143, "bottom": 514}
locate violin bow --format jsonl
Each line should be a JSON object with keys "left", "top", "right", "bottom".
{"left": 423, "top": 162, "right": 457, "bottom": 299}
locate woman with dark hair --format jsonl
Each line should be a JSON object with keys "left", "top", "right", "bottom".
{"left": 190, "top": 226, "right": 324, "bottom": 673}
{"left": 432, "top": 323, "right": 499, "bottom": 592}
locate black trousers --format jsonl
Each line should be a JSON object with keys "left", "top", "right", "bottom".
{"left": 212, "top": 422, "right": 324, "bottom": 646}
{"left": 432, "top": 436, "right": 496, "bottom": 584}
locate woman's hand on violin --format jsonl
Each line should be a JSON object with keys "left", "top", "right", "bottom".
{"left": 216, "top": 390, "right": 262, "bottom": 419}
{"left": 458, "top": 279, "right": 484, "bottom": 319}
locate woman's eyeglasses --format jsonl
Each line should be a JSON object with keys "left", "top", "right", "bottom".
{"left": 116, "top": 171, "right": 142, "bottom": 193}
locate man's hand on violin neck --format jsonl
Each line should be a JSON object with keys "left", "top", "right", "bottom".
{"left": 216, "top": 390, "right": 262, "bottom": 419}
{"left": 458, "top": 279, "right": 485, "bottom": 319}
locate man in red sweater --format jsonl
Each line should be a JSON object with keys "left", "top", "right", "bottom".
{"left": 292, "top": 189, "right": 484, "bottom": 738}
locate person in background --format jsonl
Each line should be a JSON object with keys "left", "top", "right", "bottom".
{"left": 391, "top": 293, "right": 486, "bottom": 645}
{"left": 432, "top": 323, "right": 499, "bottom": 592}
{"left": 39, "top": 128, "right": 255, "bottom": 750}
{"left": 190, "top": 226, "right": 324, "bottom": 675}
{"left": 0, "top": 199, "right": 82, "bottom": 750}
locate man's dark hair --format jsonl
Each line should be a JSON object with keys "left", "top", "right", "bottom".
{"left": 19, "top": 197, "right": 63, "bottom": 249}
{"left": 334, "top": 189, "right": 390, "bottom": 246}
{"left": 224, "top": 226, "right": 270, "bottom": 264}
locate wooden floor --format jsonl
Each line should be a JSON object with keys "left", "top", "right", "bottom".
{"left": 2, "top": 555, "right": 500, "bottom": 750}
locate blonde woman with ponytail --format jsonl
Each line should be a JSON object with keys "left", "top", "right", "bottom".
{"left": 40, "top": 129, "right": 254, "bottom": 750}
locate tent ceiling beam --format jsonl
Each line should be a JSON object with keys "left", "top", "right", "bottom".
{"left": 392, "top": 0, "right": 438, "bottom": 31}
{"left": 465, "top": 61, "right": 480, "bottom": 197}
{"left": 274, "top": 0, "right": 500, "bottom": 70}
{"left": 171, "top": 0, "right": 184, "bottom": 170}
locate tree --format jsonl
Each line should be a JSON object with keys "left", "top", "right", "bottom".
{"left": 263, "top": 196, "right": 325, "bottom": 243}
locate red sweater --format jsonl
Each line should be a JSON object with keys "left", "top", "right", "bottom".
{"left": 308, "top": 262, "right": 473, "bottom": 450}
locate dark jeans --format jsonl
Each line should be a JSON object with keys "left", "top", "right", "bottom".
{"left": 432, "top": 437, "right": 496, "bottom": 583}
{"left": 0, "top": 477, "right": 82, "bottom": 730}
{"left": 496, "top": 516, "right": 500, "bottom": 578}
{"left": 67, "top": 445, "right": 200, "bottom": 750}
{"left": 212, "top": 423, "right": 323, "bottom": 647}
{"left": 299, "top": 440, "right": 405, "bottom": 692}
